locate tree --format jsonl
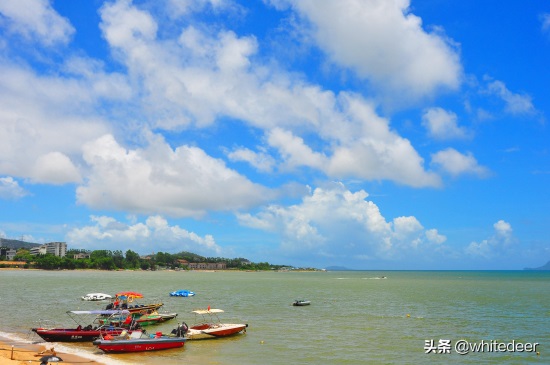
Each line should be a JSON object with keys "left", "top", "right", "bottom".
{"left": 125, "top": 250, "right": 141, "bottom": 269}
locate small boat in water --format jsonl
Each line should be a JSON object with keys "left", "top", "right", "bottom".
{"left": 81, "top": 293, "right": 112, "bottom": 301}
{"left": 183, "top": 308, "right": 247, "bottom": 340}
{"left": 93, "top": 330, "right": 186, "bottom": 353}
{"left": 292, "top": 299, "right": 311, "bottom": 306}
{"left": 169, "top": 290, "right": 195, "bottom": 297}
{"left": 31, "top": 310, "right": 140, "bottom": 342}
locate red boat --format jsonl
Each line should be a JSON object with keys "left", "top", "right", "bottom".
{"left": 32, "top": 310, "right": 140, "bottom": 342}
{"left": 184, "top": 308, "right": 248, "bottom": 340}
{"left": 93, "top": 330, "right": 186, "bottom": 353}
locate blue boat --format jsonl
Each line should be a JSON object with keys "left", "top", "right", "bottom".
{"left": 169, "top": 290, "right": 195, "bottom": 297}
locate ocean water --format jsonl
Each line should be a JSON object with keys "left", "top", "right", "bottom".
{"left": 0, "top": 270, "right": 548, "bottom": 364}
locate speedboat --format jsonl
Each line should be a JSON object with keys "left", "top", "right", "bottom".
{"left": 93, "top": 330, "right": 186, "bottom": 353}
{"left": 292, "top": 299, "right": 311, "bottom": 306}
{"left": 169, "top": 290, "right": 195, "bottom": 297}
{"left": 31, "top": 310, "right": 139, "bottom": 342}
{"left": 81, "top": 293, "right": 112, "bottom": 301}
{"left": 183, "top": 308, "right": 248, "bottom": 340}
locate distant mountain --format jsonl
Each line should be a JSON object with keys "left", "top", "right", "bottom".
{"left": 325, "top": 266, "right": 351, "bottom": 271}
{"left": 524, "top": 260, "right": 550, "bottom": 271}
{"left": 0, "top": 238, "right": 41, "bottom": 250}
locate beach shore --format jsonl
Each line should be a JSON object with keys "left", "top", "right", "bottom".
{"left": 0, "top": 339, "right": 106, "bottom": 365}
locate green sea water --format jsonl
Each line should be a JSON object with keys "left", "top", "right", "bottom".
{"left": 0, "top": 270, "right": 548, "bottom": 364}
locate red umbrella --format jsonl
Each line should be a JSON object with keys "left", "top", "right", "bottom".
{"left": 115, "top": 291, "right": 144, "bottom": 298}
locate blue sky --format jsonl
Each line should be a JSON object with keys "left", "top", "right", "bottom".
{"left": 0, "top": 0, "right": 548, "bottom": 270}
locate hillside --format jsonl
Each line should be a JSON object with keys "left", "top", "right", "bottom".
{"left": 524, "top": 260, "right": 550, "bottom": 271}
{"left": 0, "top": 238, "right": 40, "bottom": 250}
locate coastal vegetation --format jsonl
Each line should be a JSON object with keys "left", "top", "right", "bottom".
{"left": 0, "top": 248, "right": 291, "bottom": 271}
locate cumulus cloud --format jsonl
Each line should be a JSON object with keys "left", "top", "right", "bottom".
{"left": 66, "top": 215, "right": 222, "bottom": 255}
{"left": 96, "top": 0, "right": 440, "bottom": 188}
{"left": 0, "top": 60, "right": 114, "bottom": 183}
{"left": 422, "top": 107, "right": 468, "bottom": 140}
{"left": 0, "top": 176, "right": 28, "bottom": 200}
{"left": 466, "top": 220, "right": 515, "bottom": 258}
{"left": 484, "top": 79, "right": 536, "bottom": 115}
{"left": 431, "top": 148, "right": 489, "bottom": 178}
{"left": 77, "top": 134, "right": 273, "bottom": 217}
{"left": 227, "top": 147, "right": 276, "bottom": 173}
{"left": 0, "top": 0, "right": 74, "bottom": 46}
{"left": 237, "top": 182, "right": 447, "bottom": 263}
{"left": 277, "top": 0, "right": 462, "bottom": 103}
{"left": 31, "top": 152, "right": 81, "bottom": 184}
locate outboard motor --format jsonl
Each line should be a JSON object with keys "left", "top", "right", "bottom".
{"left": 172, "top": 322, "right": 188, "bottom": 337}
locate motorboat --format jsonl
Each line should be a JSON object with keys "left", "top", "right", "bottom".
{"left": 81, "top": 293, "right": 112, "bottom": 301}
{"left": 31, "top": 310, "right": 140, "bottom": 342}
{"left": 292, "top": 299, "right": 311, "bottom": 306}
{"left": 183, "top": 308, "right": 248, "bottom": 340}
{"left": 104, "top": 292, "right": 163, "bottom": 314}
{"left": 169, "top": 290, "right": 195, "bottom": 297}
{"left": 103, "top": 309, "right": 178, "bottom": 327}
{"left": 93, "top": 330, "right": 186, "bottom": 353}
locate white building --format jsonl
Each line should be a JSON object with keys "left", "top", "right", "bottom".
{"left": 30, "top": 242, "right": 67, "bottom": 257}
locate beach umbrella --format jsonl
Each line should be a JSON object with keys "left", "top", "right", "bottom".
{"left": 39, "top": 355, "right": 63, "bottom": 364}
{"left": 115, "top": 291, "right": 144, "bottom": 298}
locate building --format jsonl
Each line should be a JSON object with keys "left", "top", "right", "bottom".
{"left": 0, "top": 247, "right": 17, "bottom": 260}
{"left": 30, "top": 242, "right": 67, "bottom": 257}
{"left": 73, "top": 252, "right": 91, "bottom": 260}
{"left": 187, "top": 262, "right": 226, "bottom": 270}
{"left": 30, "top": 246, "right": 47, "bottom": 256}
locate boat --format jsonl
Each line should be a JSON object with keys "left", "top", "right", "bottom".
{"left": 31, "top": 310, "right": 140, "bottom": 342}
{"left": 103, "top": 309, "right": 178, "bottom": 327}
{"left": 183, "top": 308, "right": 248, "bottom": 340}
{"left": 104, "top": 291, "right": 163, "bottom": 314}
{"left": 292, "top": 299, "right": 311, "bottom": 306}
{"left": 93, "top": 330, "right": 186, "bottom": 353}
{"left": 81, "top": 293, "right": 112, "bottom": 301}
{"left": 169, "top": 290, "right": 195, "bottom": 297}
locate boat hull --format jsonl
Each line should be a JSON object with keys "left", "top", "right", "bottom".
{"left": 186, "top": 324, "right": 247, "bottom": 340}
{"left": 32, "top": 328, "right": 130, "bottom": 342}
{"left": 94, "top": 337, "right": 185, "bottom": 353}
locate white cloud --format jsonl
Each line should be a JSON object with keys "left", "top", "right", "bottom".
{"left": 0, "top": 176, "right": 28, "bottom": 200}
{"left": 77, "top": 134, "right": 273, "bottom": 217}
{"left": 0, "top": 60, "right": 113, "bottom": 182}
{"left": 431, "top": 148, "right": 489, "bottom": 177}
{"left": 0, "top": 0, "right": 74, "bottom": 46}
{"left": 96, "top": 1, "right": 441, "bottom": 188}
{"left": 267, "top": 128, "right": 327, "bottom": 171}
{"left": 466, "top": 220, "right": 515, "bottom": 258}
{"left": 542, "top": 13, "right": 550, "bottom": 32}
{"left": 31, "top": 152, "right": 81, "bottom": 184}
{"left": 484, "top": 79, "right": 536, "bottom": 115}
{"left": 278, "top": 0, "right": 462, "bottom": 103}
{"left": 422, "top": 107, "right": 468, "bottom": 140}
{"left": 66, "top": 215, "right": 222, "bottom": 255}
{"left": 227, "top": 147, "right": 276, "bottom": 173}
{"left": 237, "top": 182, "right": 447, "bottom": 262}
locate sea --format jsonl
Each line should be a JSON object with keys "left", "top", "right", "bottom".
{"left": 0, "top": 269, "right": 548, "bottom": 364}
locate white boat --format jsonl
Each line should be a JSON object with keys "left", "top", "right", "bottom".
{"left": 81, "top": 293, "right": 112, "bottom": 301}
{"left": 292, "top": 299, "right": 311, "bottom": 306}
{"left": 180, "top": 309, "right": 248, "bottom": 340}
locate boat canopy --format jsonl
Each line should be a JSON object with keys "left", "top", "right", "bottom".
{"left": 192, "top": 309, "right": 224, "bottom": 315}
{"left": 68, "top": 310, "right": 130, "bottom": 315}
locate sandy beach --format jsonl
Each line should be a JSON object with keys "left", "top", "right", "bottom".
{"left": 0, "top": 339, "right": 106, "bottom": 365}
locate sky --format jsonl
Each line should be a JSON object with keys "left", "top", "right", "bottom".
{"left": 0, "top": 0, "right": 549, "bottom": 270}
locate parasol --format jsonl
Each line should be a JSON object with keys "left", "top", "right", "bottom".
{"left": 115, "top": 291, "right": 144, "bottom": 298}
